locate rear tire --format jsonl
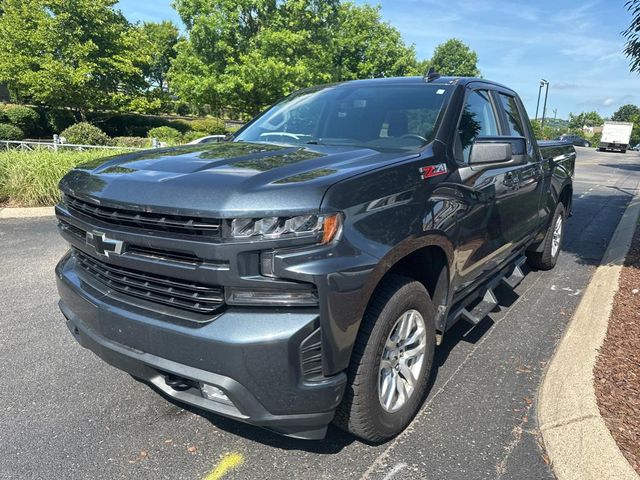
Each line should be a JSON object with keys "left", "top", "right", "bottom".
{"left": 526, "top": 203, "right": 565, "bottom": 270}
{"left": 333, "top": 275, "right": 436, "bottom": 443}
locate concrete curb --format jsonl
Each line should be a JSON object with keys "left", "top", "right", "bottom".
{"left": 538, "top": 192, "right": 640, "bottom": 480}
{"left": 0, "top": 206, "right": 55, "bottom": 219}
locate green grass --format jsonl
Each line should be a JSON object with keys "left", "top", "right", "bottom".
{"left": 0, "top": 149, "right": 123, "bottom": 207}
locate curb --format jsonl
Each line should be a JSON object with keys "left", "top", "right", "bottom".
{"left": 0, "top": 206, "right": 56, "bottom": 219}
{"left": 538, "top": 192, "right": 640, "bottom": 480}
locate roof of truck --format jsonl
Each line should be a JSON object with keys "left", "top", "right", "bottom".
{"left": 333, "top": 75, "right": 513, "bottom": 91}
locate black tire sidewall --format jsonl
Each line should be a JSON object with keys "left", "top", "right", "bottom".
{"left": 360, "top": 281, "right": 436, "bottom": 438}
{"left": 545, "top": 203, "right": 566, "bottom": 266}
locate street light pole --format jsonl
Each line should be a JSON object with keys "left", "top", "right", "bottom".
{"left": 535, "top": 82, "right": 544, "bottom": 121}
{"left": 541, "top": 80, "right": 550, "bottom": 129}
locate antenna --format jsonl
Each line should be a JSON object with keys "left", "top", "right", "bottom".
{"left": 424, "top": 67, "right": 441, "bottom": 82}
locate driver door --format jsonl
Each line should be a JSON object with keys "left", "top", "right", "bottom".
{"left": 452, "top": 88, "right": 512, "bottom": 292}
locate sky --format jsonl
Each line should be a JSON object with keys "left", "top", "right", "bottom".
{"left": 117, "top": 0, "right": 639, "bottom": 119}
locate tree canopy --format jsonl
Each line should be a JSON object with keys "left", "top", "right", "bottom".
{"left": 169, "top": 0, "right": 423, "bottom": 116}
{"left": 611, "top": 104, "right": 640, "bottom": 122}
{"left": 624, "top": 0, "right": 640, "bottom": 73}
{"left": 0, "top": 0, "right": 149, "bottom": 117}
{"left": 568, "top": 111, "right": 603, "bottom": 131}
{"left": 428, "top": 39, "right": 480, "bottom": 77}
{"left": 0, "top": 0, "right": 483, "bottom": 119}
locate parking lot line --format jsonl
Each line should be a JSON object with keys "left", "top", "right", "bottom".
{"left": 203, "top": 452, "right": 244, "bottom": 480}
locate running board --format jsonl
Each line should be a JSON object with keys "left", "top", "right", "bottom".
{"left": 459, "top": 288, "right": 498, "bottom": 326}
{"left": 443, "top": 255, "right": 527, "bottom": 334}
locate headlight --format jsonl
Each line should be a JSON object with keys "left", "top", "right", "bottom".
{"left": 229, "top": 213, "right": 341, "bottom": 244}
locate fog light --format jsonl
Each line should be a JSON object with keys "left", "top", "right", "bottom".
{"left": 200, "top": 383, "right": 233, "bottom": 406}
{"left": 226, "top": 288, "right": 319, "bottom": 306}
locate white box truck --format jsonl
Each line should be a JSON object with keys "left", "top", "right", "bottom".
{"left": 599, "top": 121, "right": 634, "bottom": 153}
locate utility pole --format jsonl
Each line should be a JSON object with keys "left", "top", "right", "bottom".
{"left": 541, "top": 80, "right": 550, "bottom": 129}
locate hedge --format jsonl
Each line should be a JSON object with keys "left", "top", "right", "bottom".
{"left": 0, "top": 123, "right": 24, "bottom": 140}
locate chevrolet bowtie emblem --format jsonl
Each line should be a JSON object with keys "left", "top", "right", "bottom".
{"left": 86, "top": 231, "right": 124, "bottom": 257}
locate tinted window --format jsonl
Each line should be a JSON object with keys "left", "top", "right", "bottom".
{"left": 457, "top": 90, "right": 500, "bottom": 162}
{"left": 498, "top": 94, "right": 526, "bottom": 137}
{"left": 235, "top": 84, "right": 452, "bottom": 152}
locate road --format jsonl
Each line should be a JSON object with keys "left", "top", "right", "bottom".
{"left": 1, "top": 147, "right": 639, "bottom": 480}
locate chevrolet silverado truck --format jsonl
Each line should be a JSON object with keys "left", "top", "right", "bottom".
{"left": 55, "top": 75, "right": 575, "bottom": 442}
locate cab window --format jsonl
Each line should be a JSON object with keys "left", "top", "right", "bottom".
{"left": 457, "top": 90, "right": 500, "bottom": 163}
{"left": 498, "top": 93, "right": 526, "bottom": 137}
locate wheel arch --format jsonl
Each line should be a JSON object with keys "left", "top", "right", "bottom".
{"left": 559, "top": 182, "right": 573, "bottom": 214}
{"left": 345, "top": 236, "right": 454, "bottom": 365}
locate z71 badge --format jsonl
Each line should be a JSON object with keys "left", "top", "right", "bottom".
{"left": 419, "top": 163, "right": 448, "bottom": 180}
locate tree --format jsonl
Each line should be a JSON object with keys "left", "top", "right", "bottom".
{"left": 0, "top": 0, "right": 149, "bottom": 117}
{"left": 331, "top": 3, "right": 419, "bottom": 81}
{"left": 428, "top": 39, "right": 480, "bottom": 77}
{"left": 530, "top": 119, "right": 555, "bottom": 140}
{"left": 611, "top": 104, "right": 640, "bottom": 122}
{"left": 568, "top": 111, "right": 603, "bottom": 132}
{"left": 168, "top": 0, "right": 419, "bottom": 116}
{"left": 624, "top": 0, "right": 640, "bottom": 72}
{"left": 141, "top": 21, "right": 180, "bottom": 91}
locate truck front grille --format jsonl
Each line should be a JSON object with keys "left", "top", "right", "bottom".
{"left": 64, "top": 195, "right": 222, "bottom": 238}
{"left": 74, "top": 250, "right": 224, "bottom": 315}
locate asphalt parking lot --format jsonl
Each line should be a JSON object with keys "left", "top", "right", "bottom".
{"left": 2, "top": 147, "right": 640, "bottom": 480}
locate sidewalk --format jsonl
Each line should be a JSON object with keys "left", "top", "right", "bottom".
{"left": 0, "top": 206, "right": 55, "bottom": 218}
{"left": 538, "top": 193, "right": 640, "bottom": 480}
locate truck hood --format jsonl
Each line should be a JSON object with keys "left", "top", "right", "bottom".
{"left": 59, "top": 142, "right": 418, "bottom": 217}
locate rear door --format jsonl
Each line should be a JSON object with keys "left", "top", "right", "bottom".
{"left": 493, "top": 91, "right": 545, "bottom": 245}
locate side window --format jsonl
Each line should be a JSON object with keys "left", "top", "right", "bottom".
{"left": 458, "top": 90, "right": 499, "bottom": 163}
{"left": 498, "top": 93, "right": 526, "bottom": 137}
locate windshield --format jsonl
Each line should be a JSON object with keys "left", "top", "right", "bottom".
{"left": 234, "top": 83, "right": 452, "bottom": 152}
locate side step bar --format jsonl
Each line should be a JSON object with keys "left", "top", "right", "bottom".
{"left": 437, "top": 256, "right": 527, "bottom": 344}
{"left": 500, "top": 257, "right": 526, "bottom": 290}
{"left": 460, "top": 289, "right": 498, "bottom": 326}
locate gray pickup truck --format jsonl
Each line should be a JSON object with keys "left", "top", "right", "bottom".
{"left": 55, "top": 74, "right": 575, "bottom": 442}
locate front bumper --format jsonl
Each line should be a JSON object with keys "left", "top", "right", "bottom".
{"left": 56, "top": 255, "right": 347, "bottom": 440}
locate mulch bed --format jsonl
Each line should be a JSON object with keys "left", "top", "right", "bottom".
{"left": 594, "top": 220, "right": 640, "bottom": 474}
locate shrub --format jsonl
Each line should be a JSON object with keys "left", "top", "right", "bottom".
{"left": 188, "top": 117, "right": 226, "bottom": 135}
{"left": 181, "top": 131, "right": 211, "bottom": 143}
{"left": 111, "top": 136, "right": 152, "bottom": 148}
{"left": 148, "top": 126, "right": 182, "bottom": 145}
{"left": 61, "top": 122, "right": 111, "bottom": 146}
{"left": 4, "top": 105, "right": 39, "bottom": 135}
{"left": 46, "top": 109, "right": 77, "bottom": 134}
{"left": 0, "top": 149, "right": 123, "bottom": 206}
{"left": 0, "top": 123, "right": 24, "bottom": 140}
{"left": 89, "top": 113, "right": 191, "bottom": 137}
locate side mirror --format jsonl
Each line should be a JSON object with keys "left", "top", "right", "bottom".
{"left": 469, "top": 137, "right": 527, "bottom": 167}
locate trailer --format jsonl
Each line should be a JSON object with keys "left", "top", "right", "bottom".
{"left": 599, "top": 121, "right": 634, "bottom": 153}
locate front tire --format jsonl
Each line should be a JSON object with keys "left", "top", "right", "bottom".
{"left": 334, "top": 275, "right": 436, "bottom": 442}
{"left": 527, "top": 203, "right": 565, "bottom": 270}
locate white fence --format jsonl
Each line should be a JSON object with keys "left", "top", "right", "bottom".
{"left": 0, "top": 139, "right": 146, "bottom": 152}
{"left": 0, "top": 134, "right": 227, "bottom": 152}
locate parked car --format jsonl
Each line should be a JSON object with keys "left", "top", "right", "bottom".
{"left": 599, "top": 121, "right": 633, "bottom": 153}
{"left": 55, "top": 75, "right": 575, "bottom": 442}
{"left": 558, "top": 134, "right": 591, "bottom": 147}
{"left": 632, "top": 143, "right": 640, "bottom": 151}
{"left": 186, "top": 134, "right": 227, "bottom": 145}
